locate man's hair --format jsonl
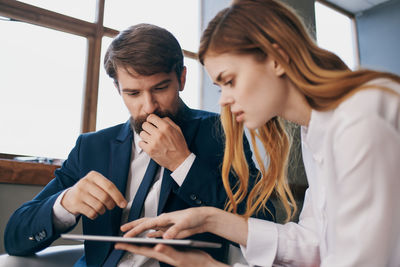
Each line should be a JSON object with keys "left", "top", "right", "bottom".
{"left": 104, "top": 23, "right": 184, "bottom": 84}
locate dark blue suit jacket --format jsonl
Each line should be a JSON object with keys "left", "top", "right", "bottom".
{"left": 4, "top": 105, "right": 275, "bottom": 266}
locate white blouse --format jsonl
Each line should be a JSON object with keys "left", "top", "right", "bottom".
{"left": 237, "top": 79, "right": 400, "bottom": 267}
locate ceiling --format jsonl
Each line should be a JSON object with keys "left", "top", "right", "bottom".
{"left": 325, "top": 0, "right": 393, "bottom": 14}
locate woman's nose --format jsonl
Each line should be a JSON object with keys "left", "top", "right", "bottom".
{"left": 218, "top": 90, "right": 234, "bottom": 107}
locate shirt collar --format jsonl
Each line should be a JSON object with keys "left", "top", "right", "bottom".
{"left": 301, "top": 109, "right": 333, "bottom": 161}
{"left": 133, "top": 131, "right": 143, "bottom": 154}
{"left": 129, "top": 117, "right": 143, "bottom": 154}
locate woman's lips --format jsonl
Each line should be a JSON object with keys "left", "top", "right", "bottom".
{"left": 234, "top": 111, "right": 244, "bottom": 122}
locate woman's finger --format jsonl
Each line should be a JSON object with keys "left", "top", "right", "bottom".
{"left": 124, "top": 216, "right": 172, "bottom": 237}
{"left": 120, "top": 217, "right": 148, "bottom": 232}
{"left": 146, "top": 230, "right": 165, "bottom": 238}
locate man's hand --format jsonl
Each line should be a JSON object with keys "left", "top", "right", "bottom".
{"left": 114, "top": 244, "right": 228, "bottom": 267}
{"left": 61, "top": 171, "right": 127, "bottom": 219}
{"left": 139, "top": 114, "right": 191, "bottom": 171}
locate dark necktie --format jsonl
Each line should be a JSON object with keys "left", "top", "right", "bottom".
{"left": 103, "top": 159, "right": 160, "bottom": 267}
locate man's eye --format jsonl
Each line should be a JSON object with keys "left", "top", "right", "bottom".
{"left": 155, "top": 86, "right": 168, "bottom": 91}
{"left": 127, "top": 92, "right": 139, "bottom": 96}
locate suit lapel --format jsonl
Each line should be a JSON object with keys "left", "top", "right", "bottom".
{"left": 108, "top": 121, "right": 133, "bottom": 235}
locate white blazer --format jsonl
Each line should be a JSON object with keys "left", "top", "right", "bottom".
{"left": 236, "top": 78, "right": 400, "bottom": 267}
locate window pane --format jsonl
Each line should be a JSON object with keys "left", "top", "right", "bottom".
{"left": 17, "top": 0, "right": 96, "bottom": 22}
{"left": 181, "top": 57, "right": 200, "bottom": 109}
{"left": 96, "top": 37, "right": 130, "bottom": 131}
{"left": 0, "top": 20, "right": 86, "bottom": 159}
{"left": 315, "top": 2, "right": 357, "bottom": 69}
{"left": 104, "top": 0, "right": 200, "bottom": 52}
{"left": 96, "top": 38, "right": 201, "bottom": 131}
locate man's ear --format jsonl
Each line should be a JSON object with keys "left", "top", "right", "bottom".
{"left": 271, "top": 43, "right": 289, "bottom": 77}
{"left": 113, "top": 80, "right": 121, "bottom": 95}
{"left": 179, "top": 66, "right": 187, "bottom": 92}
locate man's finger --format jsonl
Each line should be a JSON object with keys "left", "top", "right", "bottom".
{"left": 142, "top": 121, "right": 158, "bottom": 135}
{"left": 114, "top": 243, "right": 176, "bottom": 266}
{"left": 162, "top": 117, "right": 181, "bottom": 132}
{"left": 82, "top": 193, "right": 107, "bottom": 215}
{"left": 146, "top": 114, "right": 165, "bottom": 127}
{"left": 88, "top": 173, "right": 127, "bottom": 208}
{"left": 139, "top": 130, "right": 151, "bottom": 143}
{"left": 87, "top": 183, "right": 116, "bottom": 210}
{"left": 79, "top": 203, "right": 100, "bottom": 220}
{"left": 138, "top": 140, "right": 150, "bottom": 152}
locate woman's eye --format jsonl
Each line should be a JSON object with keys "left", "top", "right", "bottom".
{"left": 224, "top": 80, "right": 233, "bottom": 86}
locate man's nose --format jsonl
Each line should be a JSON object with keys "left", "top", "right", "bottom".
{"left": 143, "top": 93, "right": 158, "bottom": 114}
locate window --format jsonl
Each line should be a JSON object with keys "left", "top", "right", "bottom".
{"left": 17, "top": 0, "right": 96, "bottom": 22}
{"left": 0, "top": 20, "right": 86, "bottom": 159}
{"left": 104, "top": 0, "right": 200, "bottom": 52}
{"left": 96, "top": 37, "right": 130, "bottom": 131}
{"left": 315, "top": 1, "right": 358, "bottom": 69}
{"left": 0, "top": 1, "right": 202, "bottom": 160}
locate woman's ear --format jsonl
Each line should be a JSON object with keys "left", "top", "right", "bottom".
{"left": 271, "top": 43, "right": 289, "bottom": 77}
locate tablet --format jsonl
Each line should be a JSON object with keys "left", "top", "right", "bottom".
{"left": 61, "top": 234, "right": 222, "bottom": 249}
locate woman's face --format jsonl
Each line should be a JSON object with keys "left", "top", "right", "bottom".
{"left": 204, "top": 52, "right": 289, "bottom": 129}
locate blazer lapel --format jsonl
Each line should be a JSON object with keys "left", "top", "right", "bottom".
{"left": 108, "top": 121, "right": 133, "bottom": 235}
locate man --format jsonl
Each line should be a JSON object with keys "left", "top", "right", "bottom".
{"left": 4, "top": 24, "right": 274, "bottom": 266}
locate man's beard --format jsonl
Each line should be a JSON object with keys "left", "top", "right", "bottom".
{"left": 132, "top": 109, "right": 180, "bottom": 135}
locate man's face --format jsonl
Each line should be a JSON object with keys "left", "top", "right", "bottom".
{"left": 116, "top": 66, "right": 186, "bottom": 134}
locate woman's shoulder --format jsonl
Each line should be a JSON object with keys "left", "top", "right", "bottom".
{"left": 334, "top": 78, "right": 400, "bottom": 124}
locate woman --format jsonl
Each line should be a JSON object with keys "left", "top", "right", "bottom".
{"left": 115, "top": 0, "right": 400, "bottom": 266}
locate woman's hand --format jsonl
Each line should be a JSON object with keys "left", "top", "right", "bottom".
{"left": 121, "top": 207, "right": 213, "bottom": 239}
{"left": 114, "top": 243, "right": 228, "bottom": 267}
{"left": 121, "top": 206, "right": 249, "bottom": 246}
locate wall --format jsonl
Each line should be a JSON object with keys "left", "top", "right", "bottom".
{"left": 200, "top": 0, "right": 231, "bottom": 113}
{"left": 357, "top": 0, "right": 400, "bottom": 75}
{"left": 0, "top": 184, "right": 82, "bottom": 254}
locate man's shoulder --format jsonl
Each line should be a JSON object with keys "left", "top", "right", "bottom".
{"left": 80, "top": 121, "right": 130, "bottom": 141}
{"left": 188, "top": 108, "right": 220, "bottom": 121}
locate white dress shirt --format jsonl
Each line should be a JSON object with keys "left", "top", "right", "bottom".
{"left": 53, "top": 129, "right": 196, "bottom": 267}
{"left": 236, "top": 78, "right": 400, "bottom": 267}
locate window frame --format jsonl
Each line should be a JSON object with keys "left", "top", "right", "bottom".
{"left": 316, "top": 0, "right": 360, "bottom": 68}
{"left": 0, "top": 0, "right": 198, "bottom": 185}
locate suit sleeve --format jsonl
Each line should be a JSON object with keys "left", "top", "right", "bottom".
{"left": 4, "top": 135, "right": 83, "bottom": 256}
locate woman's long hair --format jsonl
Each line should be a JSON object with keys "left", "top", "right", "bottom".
{"left": 198, "top": 0, "right": 400, "bottom": 221}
